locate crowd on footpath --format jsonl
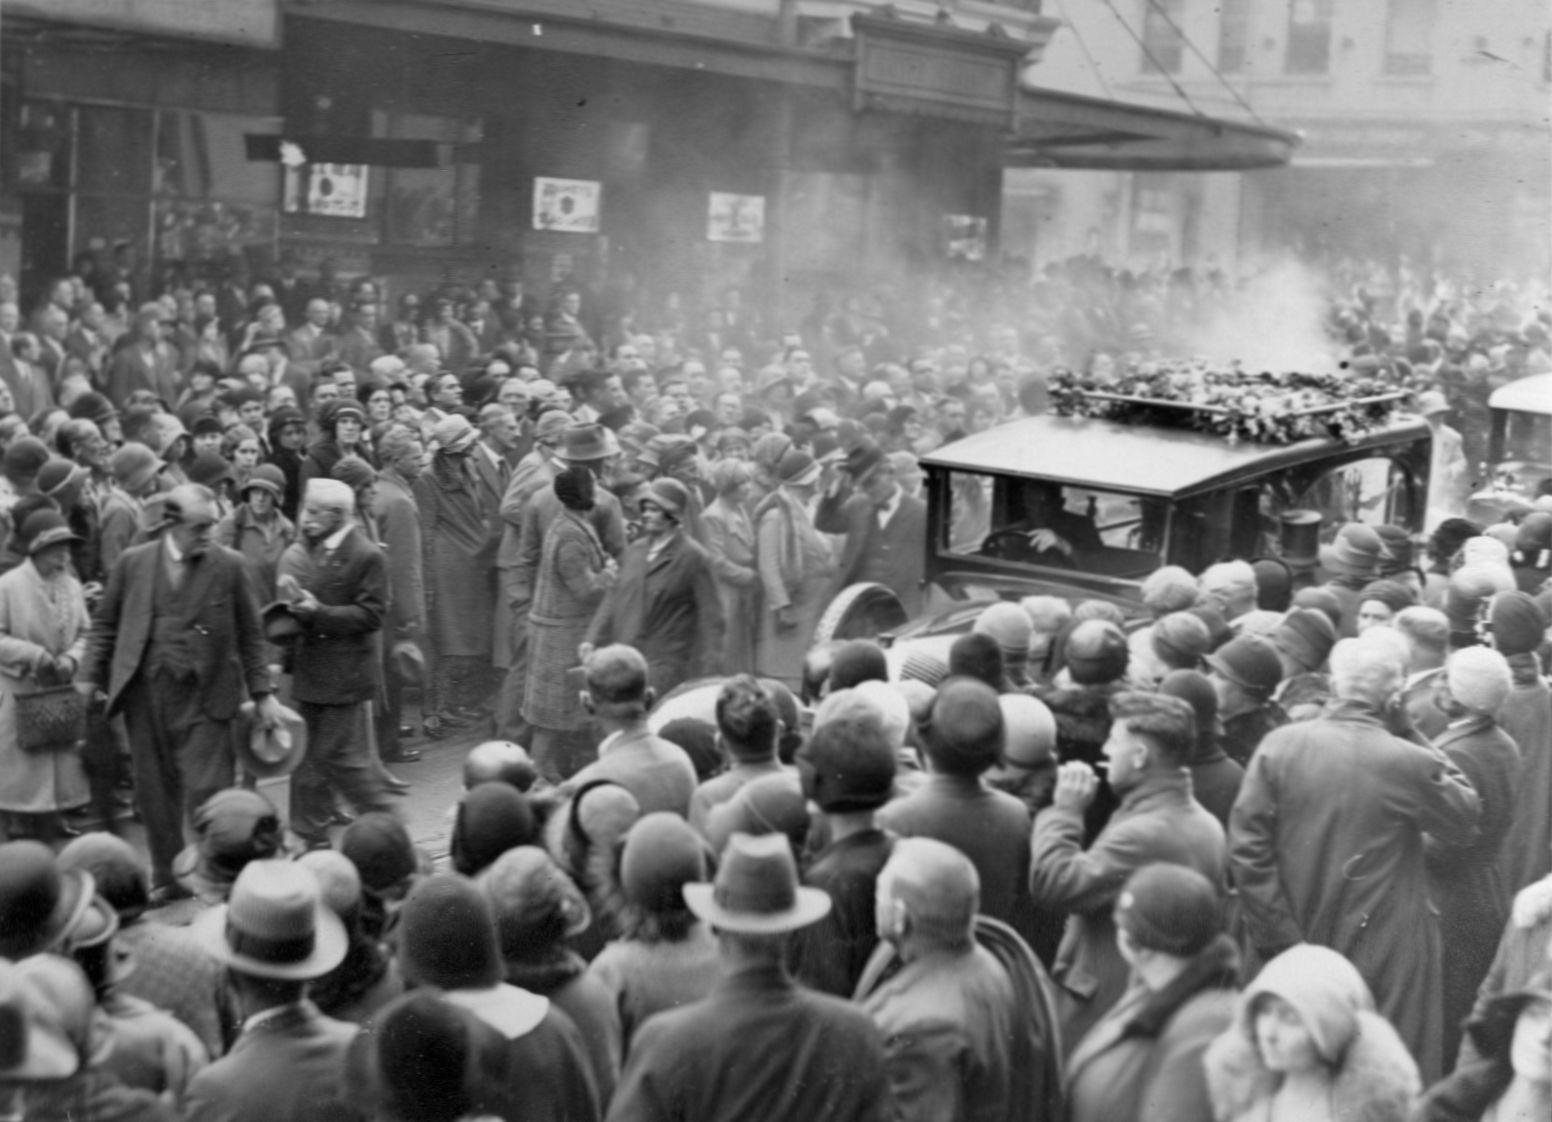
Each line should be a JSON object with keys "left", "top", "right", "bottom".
{"left": 0, "top": 246, "right": 1546, "bottom": 1120}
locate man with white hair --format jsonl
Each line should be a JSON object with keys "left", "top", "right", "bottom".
{"left": 1426, "top": 644, "right": 1522, "bottom": 1062}
{"left": 1229, "top": 634, "right": 1482, "bottom": 1082}
{"left": 276, "top": 478, "right": 399, "bottom": 849}
{"left": 857, "top": 837, "right": 1063, "bottom": 1122}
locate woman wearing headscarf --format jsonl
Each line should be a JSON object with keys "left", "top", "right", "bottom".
{"left": 1413, "top": 974, "right": 1551, "bottom": 1122}
{"left": 700, "top": 459, "right": 759, "bottom": 673}
{"left": 1203, "top": 944, "right": 1420, "bottom": 1122}
{"left": 0, "top": 510, "right": 92, "bottom": 842}
{"left": 525, "top": 464, "right": 617, "bottom": 781}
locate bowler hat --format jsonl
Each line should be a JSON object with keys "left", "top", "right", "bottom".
{"left": 192, "top": 860, "right": 347, "bottom": 981}
{"left": 233, "top": 699, "right": 307, "bottom": 780}
{"left": 0, "top": 840, "right": 103, "bottom": 959}
{"left": 682, "top": 832, "right": 831, "bottom": 935}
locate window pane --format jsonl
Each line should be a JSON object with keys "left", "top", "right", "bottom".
{"left": 1218, "top": 0, "right": 1251, "bottom": 73}
{"left": 1286, "top": 0, "right": 1334, "bottom": 74}
{"left": 382, "top": 112, "right": 482, "bottom": 247}
{"left": 76, "top": 106, "right": 152, "bottom": 195}
{"left": 1384, "top": 0, "right": 1435, "bottom": 75}
{"left": 1141, "top": 0, "right": 1186, "bottom": 75}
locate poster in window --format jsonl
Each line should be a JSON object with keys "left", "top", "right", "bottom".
{"left": 307, "top": 164, "right": 370, "bottom": 219}
{"left": 707, "top": 193, "right": 765, "bottom": 243}
{"left": 534, "top": 178, "right": 601, "bottom": 233}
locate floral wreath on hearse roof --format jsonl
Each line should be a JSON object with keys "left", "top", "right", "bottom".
{"left": 1050, "top": 362, "right": 1411, "bottom": 446}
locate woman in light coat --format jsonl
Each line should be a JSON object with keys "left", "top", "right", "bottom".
{"left": 701, "top": 460, "right": 760, "bottom": 674}
{"left": 754, "top": 450, "right": 833, "bottom": 690}
{"left": 1203, "top": 944, "right": 1420, "bottom": 1122}
{"left": 0, "top": 510, "right": 91, "bottom": 840}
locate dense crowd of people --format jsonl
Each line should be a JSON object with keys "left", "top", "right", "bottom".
{"left": 0, "top": 248, "right": 1547, "bottom": 1121}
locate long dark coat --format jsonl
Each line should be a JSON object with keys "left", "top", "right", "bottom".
{"left": 415, "top": 454, "right": 493, "bottom": 659}
{"left": 701, "top": 497, "right": 759, "bottom": 674}
{"left": 585, "top": 531, "right": 724, "bottom": 696}
{"left": 525, "top": 510, "right": 610, "bottom": 731}
{"left": 1426, "top": 713, "right": 1522, "bottom": 1063}
{"left": 1496, "top": 655, "right": 1552, "bottom": 892}
{"left": 1228, "top": 698, "right": 1482, "bottom": 1083}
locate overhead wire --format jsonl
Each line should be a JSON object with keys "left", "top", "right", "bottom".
{"left": 1095, "top": 0, "right": 1206, "bottom": 118}
{"left": 1140, "top": 0, "right": 1273, "bottom": 128}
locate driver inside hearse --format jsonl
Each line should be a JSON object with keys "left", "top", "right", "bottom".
{"left": 967, "top": 478, "right": 1112, "bottom": 565}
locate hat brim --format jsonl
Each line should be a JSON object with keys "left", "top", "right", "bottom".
{"left": 782, "top": 463, "right": 822, "bottom": 487}
{"left": 262, "top": 602, "right": 303, "bottom": 642}
{"left": 28, "top": 527, "right": 84, "bottom": 553}
{"left": 235, "top": 700, "right": 307, "bottom": 780}
{"left": 191, "top": 899, "right": 349, "bottom": 981}
{"left": 242, "top": 479, "right": 283, "bottom": 499}
{"left": 681, "top": 883, "right": 831, "bottom": 935}
{"left": 172, "top": 846, "right": 233, "bottom": 900}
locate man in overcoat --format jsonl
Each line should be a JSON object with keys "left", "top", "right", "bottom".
{"left": 814, "top": 442, "right": 926, "bottom": 616}
{"left": 1229, "top": 635, "right": 1482, "bottom": 1083}
{"left": 77, "top": 484, "right": 278, "bottom": 900}
{"left": 371, "top": 425, "right": 427, "bottom": 764}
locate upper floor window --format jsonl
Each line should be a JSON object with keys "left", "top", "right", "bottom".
{"left": 1141, "top": 0, "right": 1186, "bottom": 75}
{"left": 1384, "top": 0, "right": 1435, "bottom": 75}
{"left": 1285, "top": 0, "right": 1333, "bottom": 75}
{"left": 1218, "top": 0, "right": 1251, "bottom": 73}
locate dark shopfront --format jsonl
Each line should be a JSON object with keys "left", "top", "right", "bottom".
{"left": 277, "top": 12, "right": 1019, "bottom": 318}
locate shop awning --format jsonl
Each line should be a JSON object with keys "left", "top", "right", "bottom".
{"left": 1008, "top": 85, "right": 1299, "bottom": 172}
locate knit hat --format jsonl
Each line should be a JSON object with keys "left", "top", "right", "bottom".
{"left": 1488, "top": 591, "right": 1548, "bottom": 656}
{"left": 341, "top": 813, "right": 419, "bottom": 895}
{"left": 479, "top": 846, "right": 591, "bottom": 956}
{"left": 107, "top": 442, "right": 161, "bottom": 493}
{"left": 921, "top": 677, "right": 1004, "bottom": 774}
{"left": 1157, "top": 670, "right": 1218, "bottom": 758}
{"left": 1358, "top": 579, "right": 1415, "bottom": 615}
{"left": 67, "top": 392, "right": 118, "bottom": 428}
{"left": 973, "top": 602, "right": 1034, "bottom": 662}
{"left": 450, "top": 782, "right": 537, "bottom": 878}
{"left": 398, "top": 873, "right": 503, "bottom": 989}
{"left": 997, "top": 694, "right": 1057, "bottom": 768}
{"left": 1446, "top": 646, "right": 1513, "bottom": 716}
{"left": 1150, "top": 612, "right": 1213, "bottom": 670}
{"left": 331, "top": 455, "right": 376, "bottom": 493}
{"left": 1115, "top": 863, "right": 1222, "bottom": 957}
{"left": 619, "top": 813, "right": 708, "bottom": 913}
{"left": 829, "top": 639, "right": 888, "bottom": 691}
{"left": 1290, "top": 586, "right": 1344, "bottom": 633}
{"left": 703, "top": 774, "right": 810, "bottom": 856}
{"left": 1271, "top": 607, "right": 1338, "bottom": 672}
{"left": 1140, "top": 566, "right": 1199, "bottom": 616}
{"left": 1204, "top": 635, "right": 1283, "bottom": 698}
{"left": 798, "top": 713, "right": 897, "bottom": 812}
{"left": 1063, "top": 620, "right": 1129, "bottom": 685}
{"left": 241, "top": 463, "right": 286, "bottom": 500}
{"left": 3, "top": 438, "right": 50, "bottom": 486}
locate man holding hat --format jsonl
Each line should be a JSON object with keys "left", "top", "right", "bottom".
{"left": 183, "top": 861, "right": 357, "bottom": 1122}
{"left": 275, "top": 478, "right": 398, "bottom": 849}
{"left": 1427, "top": 644, "right": 1522, "bottom": 1061}
{"left": 584, "top": 478, "right": 723, "bottom": 695}
{"left": 78, "top": 484, "right": 278, "bottom": 902}
{"left": 815, "top": 440, "right": 926, "bottom": 616}
{"left": 610, "top": 832, "right": 888, "bottom": 1122}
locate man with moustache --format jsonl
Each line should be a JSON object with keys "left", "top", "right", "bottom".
{"left": 276, "top": 478, "right": 399, "bottom": 850}
{"left": 78, "top": 484, "right": 279, "bottom": 901}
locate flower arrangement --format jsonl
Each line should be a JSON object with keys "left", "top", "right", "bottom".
{"left": 1050, "top": 363, "right": 1409, "bottom": 445}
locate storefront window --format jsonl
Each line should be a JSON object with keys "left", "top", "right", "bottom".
{"left": 153, "top": 110, "right": 280, "bottom": 277}
{"left": 378, "top": 111, "right": 482, "bottom": 247}
{"left": 1286, "top": 0, "right": 1334, "bottom": 75}
{"left": 1383, "top": 0, "right": 1435, "bottom": 75}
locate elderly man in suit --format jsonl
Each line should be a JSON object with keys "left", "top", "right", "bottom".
{"left": 276, "top": 478, "right": 399, "bottom": 850}
{"left": 371, "top": 425, "right": 428, "bottom": 766}
{"left": 815, "top": 441, "right": 927, "bottom": 616}
{"left": 287, "top": 298, "right": 339, "bottom": 367}
{"left": 77, "top": 484, "right": 279, "bottom": 901}
{"left": 185, "top": 860, "right": 360, "bottom": 1122}
{"left": 105, "top": 306, "right": 181, "bottom": 404}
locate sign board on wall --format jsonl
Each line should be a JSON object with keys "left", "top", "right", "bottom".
{"left": 534, "top": 178, "right": 602, "bottom": 233}
{"left": 281, "top": 158, "right": 369, "bottom": 220}
{"left": 707, "top": 193, "right": 765, "bottom": 243}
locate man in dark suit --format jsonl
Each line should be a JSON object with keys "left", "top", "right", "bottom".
{"left": 286, "top": 298, "right": 340, "bottom": 366}
{"left": 77, "top": 484, "right": 278, "bottom": 899}
{"left": 186, "top": 860, "right": 362, "bottom": 1122}
{"left": 815, "top": 441, "right": 927, "bottom": 616}
{"left": 105, "top": 307, "right": 181, "bottom": 405}
{"left": 611, "top": 832, "right": 889, "bottom": 1122}
{"left": 276, "top": 478, "right": 398, "bottom": 849}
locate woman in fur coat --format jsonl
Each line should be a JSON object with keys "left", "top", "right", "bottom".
{"left": 1204, "top": 943, "right": 1421, "bottom": 1122}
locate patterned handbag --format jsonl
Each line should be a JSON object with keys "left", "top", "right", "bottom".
{"left": 15, "top": 685, "right": 87, "bottom": 753}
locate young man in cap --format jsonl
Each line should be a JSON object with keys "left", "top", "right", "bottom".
{"left": 814, "top": 440, "right": 926, "bottom": 616}
{"left": 1030, "top": 691, "right": 1226, "bottom": 1053}
{"left": 78, "top": 484, "right": 279, "bottom": 902}
{"left": 609, "top": 832, "right": 888, "bottom": 1122}
{"left": 275, "top": 478, "right": 399, "bottom": 848}
{"left": 1229, "top": 636, "right": 1481, "bottom": 1082}
{"left": 183, "top": 861, "right": 357, "bottom": 1122}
